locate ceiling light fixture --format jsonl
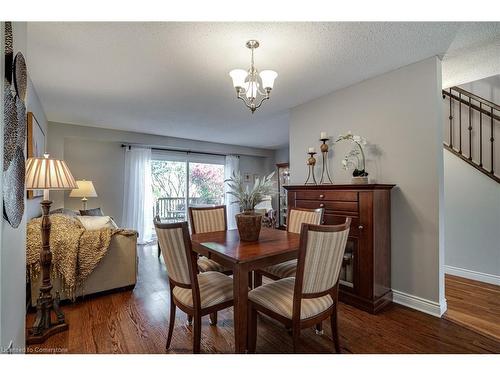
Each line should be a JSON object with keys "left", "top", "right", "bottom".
{"left": 229, "top": 40, "right": 277, "bottom": 113}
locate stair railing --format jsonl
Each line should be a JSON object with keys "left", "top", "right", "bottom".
{"left": 442, "top": 86, "right": 500, "bottom": 184}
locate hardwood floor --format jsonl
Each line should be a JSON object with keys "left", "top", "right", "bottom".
{"left": 444, "top": 274, "right": 500, "bottom": 341}
{"left": 26, "top": 245, "right": 500, "bottom": 354}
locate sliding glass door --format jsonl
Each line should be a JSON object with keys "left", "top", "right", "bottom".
{"left": 151, "top": 151, "right": 225, "bottom": 223}
{"left": 151, "top": 158, "right": 187, "bottom": 222}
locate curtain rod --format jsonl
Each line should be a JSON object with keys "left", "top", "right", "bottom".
{"left": 120, "top": 144, "right": 239, "bottom": 158}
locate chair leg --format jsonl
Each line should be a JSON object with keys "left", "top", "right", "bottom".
{"left": 166, "top": 294, "right": 176, "bottom": 350}
{"left": 247, "top": 304, "right": 257, "bottom": 353}
{"left": 158, "top": 243, "right": 161, "bottom": 258}
{"left": 193, "top": 314, "right": 202, "bottom": 354}
{"left": 330, "top": 309, "right": 341, "bottom": 353}
{"left": 315, "top": 322, "right": 324, "bottom": 335}
{"left": 187, "top": 314, "right": 193, "bottom": 326}
{"left": 254, "top": 272, "right": 263, "bottom": 288}
{"left": 209, "top": 312, "right": 217, "bottom": 326}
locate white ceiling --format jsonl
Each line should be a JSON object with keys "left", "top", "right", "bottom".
{"left": 27, "top": 22, "right": 500, "bottom": 150}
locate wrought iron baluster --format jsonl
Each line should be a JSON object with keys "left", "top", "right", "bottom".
{"left": 468, "top": 97, "right": 472, "bottom": 160}
{"left": 449, "top": 88, "right": 453, "bottom": 148}
{"left": 459, "top": 92, "right": 462, "bottom": 153}
{"left": 491, "top": 107, "right": 495, "bottom": 174}
{"left": 479, "top": 103, "right": 483, "bottom": 167}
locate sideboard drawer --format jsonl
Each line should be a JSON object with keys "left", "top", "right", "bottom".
{"left": 295, "top": 199, "right": 359, "bottom": 213}
{"left": 295, "top": 190, "right": 358, "bottom": 202}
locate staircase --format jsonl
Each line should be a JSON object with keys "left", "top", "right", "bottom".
{"left": 442, "top": 86, "right": 500, "bottom": 183}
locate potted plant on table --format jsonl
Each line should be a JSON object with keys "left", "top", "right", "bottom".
{"left": 225, "top": 171, "right": 275, "bottom": 241}
{"left": 336, "top": 131, "right": 369, "bottom": 184}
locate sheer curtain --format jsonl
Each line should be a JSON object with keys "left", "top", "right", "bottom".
{"left": 224, "top": 155, "right": 240, "bottom": 230}
{"left": 122, "top": 147, "right": 153, "bottom": 244}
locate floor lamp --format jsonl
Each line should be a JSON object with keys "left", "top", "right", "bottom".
{"left": 25, "top": 154, "right": 77, "bottom": 345}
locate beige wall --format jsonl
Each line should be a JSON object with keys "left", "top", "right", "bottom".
{"left": 289, "top": 57, "right": 445, "bottom": 312}
{"left": 1, "top": 21, "right": 47, "bottom": 351}
{"left": 48, "top": 123, "right": 275, "bottom": 226}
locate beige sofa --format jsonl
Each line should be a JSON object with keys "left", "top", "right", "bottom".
{"left": 30, "top": 232, "right": 138, "bottom": 306}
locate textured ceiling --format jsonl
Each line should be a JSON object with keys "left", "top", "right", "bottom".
{"left": 27, "top": 22, "right": 500, "bottom": 149}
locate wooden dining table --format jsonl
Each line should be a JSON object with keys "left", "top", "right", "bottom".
{"left": 191, "top": 227, "right": 300, "bottom": 353}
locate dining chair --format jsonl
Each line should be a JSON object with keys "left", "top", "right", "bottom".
{"left": 254, "top": 208, "right": 324, "bottom": 287}
{"left": 154, "top": 221, "right": 234, "bottom": 353}
{"left": 247, "top": 218, "right": 351, "bottom": 353}
{"left": 188, "top": 205, "right": 232, "bottom": 274}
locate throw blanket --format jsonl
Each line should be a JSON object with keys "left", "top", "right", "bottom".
{"left": 27, "top": 214, "right": 137, "bottom": 299}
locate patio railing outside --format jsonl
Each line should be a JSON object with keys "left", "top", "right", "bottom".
{"left": 153, "top": 197, "right": 222, "bottom": 223}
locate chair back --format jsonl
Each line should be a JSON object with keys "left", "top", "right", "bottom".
{"left": 189, "top": 205, "right": 227, "bottom": 234}
{"left": 154, "top": 221, "right": 194, "bottom": 286}
{"left": 287, "top": 208, "right": 323, "bottom": 234}
{"left": 296, "top": 219, "right": 351, "bottom": 295}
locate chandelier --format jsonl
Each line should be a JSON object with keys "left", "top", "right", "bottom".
{"left": 229, "top": 40, "right": 278, "bottom": 113}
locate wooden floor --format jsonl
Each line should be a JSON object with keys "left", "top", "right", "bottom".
{"left": 444, "top": 274, "right": 500, "bottom": 342}
{"left": 26, "top": 245, "right": 500, "bottom": 354}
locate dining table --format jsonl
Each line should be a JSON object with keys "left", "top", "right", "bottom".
{"left": 191, "top": 227, "right": 300, "bottom": 353}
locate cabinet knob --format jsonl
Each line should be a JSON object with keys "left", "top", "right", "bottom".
{"left": 358, "top": 225, "right": 364, "bottom": 230}
{"left": 319, "top": 203, "right": 324, "bottom": 207}
{"left": 319, "top": 194, "right": 325, "bottom": 198}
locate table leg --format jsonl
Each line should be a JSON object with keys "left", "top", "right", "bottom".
{"left": 233, "top": 264, "right": 249, "bottom": 353}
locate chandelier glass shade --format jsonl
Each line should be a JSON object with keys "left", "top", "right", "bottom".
{"left": 229, "top": 40, "right": 277, "bottom": 113}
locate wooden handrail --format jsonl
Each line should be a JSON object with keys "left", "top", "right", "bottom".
{"left": 442, "top": 86, "right": 499, "bottom": 184}
{"left": 446, "top": 86, "right": 500, "bottom": 112}
{"left": 442, "top": 90, "right": 500, "bottom": 122}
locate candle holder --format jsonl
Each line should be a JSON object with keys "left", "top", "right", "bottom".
{"left": 319, "top": 137, "right": 334, "bottom": 184}
{"left": 304, "top": 152, "right": 317, "bottom": 185}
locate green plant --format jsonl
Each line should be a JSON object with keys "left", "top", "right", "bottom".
{"left": 225, "top": 171, "right": 275, "bottom": 213}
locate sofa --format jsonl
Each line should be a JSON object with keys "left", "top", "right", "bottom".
{"left": 29, "top": 210, "right": 138, "bottom": 306}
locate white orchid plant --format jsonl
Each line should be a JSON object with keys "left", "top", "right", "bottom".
{"left": 336, "top": 131, "right": 369, "bottom": 177}
{"left": 225, "top": 171, "right": 275, "bottom": 213}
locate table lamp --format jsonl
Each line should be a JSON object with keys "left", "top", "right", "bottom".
{"left": 69, "top": 180, "right": 98, "bottom": 210}
{"left": 25, "top": 154, "right": 77, "bottom": 344}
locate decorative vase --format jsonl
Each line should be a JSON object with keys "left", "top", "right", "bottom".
{"left": 236, "top": 211, "right": 263, "bottom": 242}
{"left": 351, "top": 176, "right": 369, "bottom": 184}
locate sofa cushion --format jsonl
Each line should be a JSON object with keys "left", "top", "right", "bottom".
{"left": 80, "top": 207, "right": 104, "bottom": 216}
{"left": 77, "top": 215, "right": 118, "bottom": 230}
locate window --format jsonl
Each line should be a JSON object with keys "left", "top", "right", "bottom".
{"left": 151, "top": 150, "right": 225, "bottom": 223}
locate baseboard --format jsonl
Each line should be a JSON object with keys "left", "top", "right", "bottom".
{"left": 392, "top": 289, "right": 446, "bottom": 317}
{"left": 445, "top": 265, "right": 500, "bottom": 286}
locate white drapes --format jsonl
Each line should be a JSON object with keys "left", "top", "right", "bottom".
{"left": 122, "top": 147, "right": 153, "bottom": 244}
{"left": 224, "top": 155, "right": 240, "bottom": 230}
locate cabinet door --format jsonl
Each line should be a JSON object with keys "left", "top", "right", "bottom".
{"left": 339, "top": 237, "right": 359, "bottom": 293}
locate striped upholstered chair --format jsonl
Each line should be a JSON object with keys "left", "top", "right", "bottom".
{"left": 247, "top": 219, "right": 351, "bottom": 353}
{"left": 254, "top": 207, "right": 324, "bottom": 288}
{"left": 154, "top": 221, "right": 234, "bottom": 353}
{"left": 188, "top": 205, "right": 232, "bottom": 274}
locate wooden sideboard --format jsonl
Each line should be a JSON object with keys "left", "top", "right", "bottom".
{"left": 285, "top": 184, "right": 395, "bottom": 313}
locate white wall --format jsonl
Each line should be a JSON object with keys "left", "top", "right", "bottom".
{"left": 0, "top": 21, "right": 48, "bottom": 352}
{"left": 274, "top": 145, "right": 289, "bottom": 165}
{"left": 444, "top": 150, "right": 500, "bottom": 284}
{"left": 289, "top": 57, "right": 445, "bottom": 312}
{"left": 48, "top": 123, "right": 275, "bottom": 226}
{"left": 443, "top": 75, "right": 500, "bottom": 285}
{"left": 459, "top": 74, "right": 500, "bottom": 103}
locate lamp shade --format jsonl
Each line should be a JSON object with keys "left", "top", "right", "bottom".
{"left": 25, "top": 154, "right": 77, "bottom": 190}
{"left": 259, "top": 70, "right": 277, "bottom": 90}
{"left": 254, "top": 195, "right": 273, "bottom": 211}
{"left": 229, "top": 69, "right": 248, "bottom": 88}
{"left": 69, "top": 180, "right": 98, "bottom": 198}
